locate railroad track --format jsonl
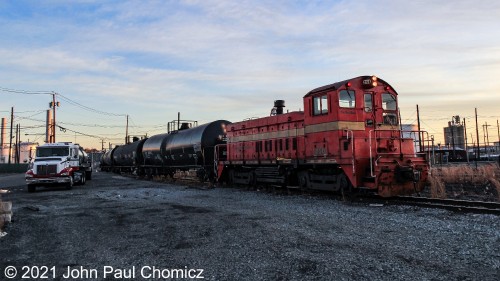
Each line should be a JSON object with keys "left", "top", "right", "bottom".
{"left": 115, "top": 172, "right": 500, "bottom": 214}
{"left": 383, "top": 196, "right": 500, "bottom": 215}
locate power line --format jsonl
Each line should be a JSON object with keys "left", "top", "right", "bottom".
{"left": 57, "top": 125, "right": 106, "bottom": 140}
{"left": 0, "top": 87, "right": 52, "bottom": 95}
{"left": 57, "top": 93, "right": 127, "bottom": 117}
{"left": 1, "top": 85, "right": 127, "bottom": 117}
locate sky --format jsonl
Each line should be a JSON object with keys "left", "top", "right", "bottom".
{"left": 1, "top": 0, "right": 500, "bottom": 150}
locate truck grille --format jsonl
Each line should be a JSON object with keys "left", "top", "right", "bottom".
{"left": 36, "top": 164, "right": 57, "bottom": 175}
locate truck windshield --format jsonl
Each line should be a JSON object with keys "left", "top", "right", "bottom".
{"left": 36, "top": 147, "right": 70, "bottom": 157}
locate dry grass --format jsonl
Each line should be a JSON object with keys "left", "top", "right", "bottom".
{"left": 430, "top": 164, "right": 500, "bottom": 201}
{"left": 428, "top": 172, "right": 447, "bottom": 199}
{"left": 488, "top": 177, "right": 500, "bottom": 201}
{"left": 432, "top": 164, "right": 499, "bottom": 185}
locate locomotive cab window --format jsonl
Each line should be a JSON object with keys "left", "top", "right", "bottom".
{"left": 382, "top": 93, "right": 398, "bottom": 125}
{"left": 313, "top": 94, "right": 328, "bottom": 115}
{"left": 339, "top": 90, "right": 356, "bottom": 108}
{"left": 364, "top": 93, "right": 373, "bottom": 112}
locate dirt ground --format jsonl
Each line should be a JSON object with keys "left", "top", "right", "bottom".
{"left": 1, "top": 172, "right": 499, "bottom": 281}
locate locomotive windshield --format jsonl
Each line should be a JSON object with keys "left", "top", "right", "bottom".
{"left": 339, "top": 90, "right": 356, "bottom": 108}
{"left": 382, "top": 93, "right": 397, "bottom": 110}
{"left": 36, "top": 147, "right": 70, "bottom": 157}
{"left": 382, "top": 93, "right": 398, "bottom": 125}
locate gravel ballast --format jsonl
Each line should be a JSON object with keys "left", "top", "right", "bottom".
{"left": 1, "top": 172, "right": 499, "bottom": 280}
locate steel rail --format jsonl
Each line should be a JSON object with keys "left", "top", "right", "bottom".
{"left": 386, "top": 196, "right": 500, "bottom": 215}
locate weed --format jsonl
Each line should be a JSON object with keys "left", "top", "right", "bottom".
{"left": 430, "top": 164, "right": 500, "bottom": 201}
{"left": 428, "top": 172, "right": 446, "bottom": 199}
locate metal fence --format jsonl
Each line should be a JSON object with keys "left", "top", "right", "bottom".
{"left": 0, "top": 164, "right": 29, "bottom": 173}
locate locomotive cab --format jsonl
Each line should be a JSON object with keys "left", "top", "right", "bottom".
{"left": 303, "top": 75, "right": 428, "bottom": 196}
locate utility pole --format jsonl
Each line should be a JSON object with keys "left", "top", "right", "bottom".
{"left": 450, "top": 117, "right": 456, "bottom": 160}
{"left": 8, "top": 107, "right": 13, "bottom": 164}
{"left": 101, "top": 139, "right": 105, "bottom": 151}
{"left": 49, "top": 93, "right": 59, "bottom": 143}
{"left": 463, "top": 118, "right": 469, "bottom": 163}
{"left": 125, "top": 114, "right": 129, "bottom": 144}
{"left": 497, "top": 119, "right": 499, "bottom": 153}
{"left": 475, "top": 108, "right": 480, "bottom": 165}
{"left": 416, "top": 105, "right": 422, "bottom": 151}
{"left": 16, "top": 124, "right": 20, "bottom": 163}
{"left": 485, "top": 122, "right": 491, "bottom": 159}
{"left": 52, "top": 93, "right": 56, "bottom": 143}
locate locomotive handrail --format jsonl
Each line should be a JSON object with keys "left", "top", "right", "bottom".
{"left": 369, "top": 129, "right": 430, "bottom": 177}
{"left": 344, "top": 129, "right": 356, "bottom": 176}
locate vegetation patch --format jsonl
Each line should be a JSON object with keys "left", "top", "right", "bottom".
{"left": 428, "top": 164, "right": 500, "bottom": 201}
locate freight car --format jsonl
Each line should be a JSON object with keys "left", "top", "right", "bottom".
{"left": 104, "top": 120, "right": 231, "bottom": 180}
{"left": 103, "top": 75, "right": 429, "bottom": 197}
{"left": 111, "top": 137, "right": 148, "bottom": 174}
{"left": 100, "top": 146, "right": 117, "bottom": 172}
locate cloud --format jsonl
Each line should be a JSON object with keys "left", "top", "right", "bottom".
{"left": 1, "top": 0, "right": 500, "bottom": 147}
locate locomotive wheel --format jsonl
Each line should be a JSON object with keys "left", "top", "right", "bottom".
{"left": 247, "top": 172, "right": 257, "bottom": 190}
{"left": 298, "top": 171, "right": 309, "bottom": 189}
{"left": 227, "top": 170, "right": 235, "bottom": 187}
{"left": 338, "top": 174, "right": 354, "bottom": 201}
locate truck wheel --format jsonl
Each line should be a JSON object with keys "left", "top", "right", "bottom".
{"left": 27, "top": 184, "right": 36, "bottom": 193}
{"left": 80, "top": 172, "right": 86, "bottom": 185}
{"left": 86, "top": 171, "right": 92, "bottom": 180}
{"left": 66, "top": 176, "right": 74, "bottom": 190}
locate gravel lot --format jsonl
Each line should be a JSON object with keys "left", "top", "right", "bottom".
{"left": 1, "top": 172, "right": 499, "bottom": 281}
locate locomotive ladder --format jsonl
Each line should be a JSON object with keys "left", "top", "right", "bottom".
{"left": 214, "top": 144, "right": 227, "bottom": 181}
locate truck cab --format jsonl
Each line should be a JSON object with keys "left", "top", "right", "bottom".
{"left": 25, "top": 142, "right": 92, "bottom": 192}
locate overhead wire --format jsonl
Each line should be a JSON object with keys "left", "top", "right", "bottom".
{"left": 57, "top": 93, "right": 127, "bottom": 117}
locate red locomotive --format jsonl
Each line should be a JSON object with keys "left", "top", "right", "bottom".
{"left": 216, "top": 75, "right": 429, "bottom": 197}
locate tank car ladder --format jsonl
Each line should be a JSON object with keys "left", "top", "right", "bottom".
{"left": 214, "top": 144, "right": 227, "bottom": 183}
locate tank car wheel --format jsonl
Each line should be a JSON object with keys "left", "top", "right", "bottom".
{"left": 197, "top": 169, "right": 208, "bottom": 183}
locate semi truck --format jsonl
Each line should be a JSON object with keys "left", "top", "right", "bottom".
{"left": 25, "top": 142, "right": 92, "bottom": 192}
